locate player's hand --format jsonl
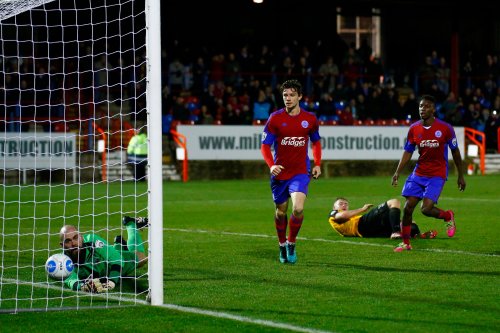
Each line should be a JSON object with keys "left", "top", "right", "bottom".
{"left": 81, "top": 277, "right": 116, "bottom": 293}
{"left": 362, "top": 204, "right": 374, "bottom": 211}
{"left": 458, "top": 176, "right": 466, "bottom": 192}
{"left": 391, "top": 174, "right": 399, "bottom": 186}
{"left": 311, "top": 166, "right": 321, "bottom": 179}
{"left": 270, "top": 165, "right": 284, "bottom": 176}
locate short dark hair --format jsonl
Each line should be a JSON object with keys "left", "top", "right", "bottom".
{"left": 419, "top": 94, "right": 436, "bottom": 105}
{"left": 280, "top": 79, "right": 303, "bottom": 96}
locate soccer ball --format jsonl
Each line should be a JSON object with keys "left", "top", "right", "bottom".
{"left": 45, "top": 253, "right": 74, "bottom": 279}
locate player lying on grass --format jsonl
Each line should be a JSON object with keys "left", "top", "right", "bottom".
{"left": 328, "top": 197, "right": 437, "bottom": 239}
{"left": 59, "top": 216, "right": 148, "bottom": 293}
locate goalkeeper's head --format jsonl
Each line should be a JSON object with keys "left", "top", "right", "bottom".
{"left": 59, "top": 224, "right": 84, "bottom": 264}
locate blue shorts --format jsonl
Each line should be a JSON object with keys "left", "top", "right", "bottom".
{"left": 401, "top": 174, "right": 445, "bottom": 204}
{"left": 270, "top": 174, "right": 311, "bottom": 204}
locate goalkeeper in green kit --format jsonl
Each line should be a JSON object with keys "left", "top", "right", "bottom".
{"left": 59, "top": 216, "right": 148, "bottom": 293}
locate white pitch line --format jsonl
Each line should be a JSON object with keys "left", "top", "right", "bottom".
{"left": 5, "top": 226, "right": 496, "bottom": 333}
{"left": 3, "top": 278, "right": 336, "bottom": 333}
{"left": 166, "top": 228, "right": 500, "bottom": 258}
{"left": 158, "top": 303, "right": 337, "bottom": 333}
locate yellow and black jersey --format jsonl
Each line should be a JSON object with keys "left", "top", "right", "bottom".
{"left": 328, "top": 209, "right": 363, "bottom": 237}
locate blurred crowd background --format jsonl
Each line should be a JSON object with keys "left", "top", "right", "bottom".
{"left": 1, "top": 0, "right": 499, "bottom": 152}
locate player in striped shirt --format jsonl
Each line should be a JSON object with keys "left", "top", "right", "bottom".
{"left": 261, "top": 79, "right": 322, "bottom": 264}
{"left": 391, "top": 94, "right": 466, "bottom": 252}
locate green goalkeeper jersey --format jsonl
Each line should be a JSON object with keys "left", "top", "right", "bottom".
{"left": 64, "top": 233, "right": 138, "bottom": 291}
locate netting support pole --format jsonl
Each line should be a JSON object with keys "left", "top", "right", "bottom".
{"left": 146, "top": 0, "right": 164, "bottom": 305}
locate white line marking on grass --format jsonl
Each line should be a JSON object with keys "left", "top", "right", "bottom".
{"left": 5, "top": 278, "right": 336, "bottom": 333}
{"left": 159, "top": 303, "right": 336, "bottom": 333}
{"left": 166, "top": 228, "right": 500, "bottom": 257}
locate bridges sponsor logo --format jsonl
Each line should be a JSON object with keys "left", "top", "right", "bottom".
{"left": 281, "top": 137, "right": 306, "bottom": 147}
{"left": 419, "top": 139, "right": 439, "bottom": 148}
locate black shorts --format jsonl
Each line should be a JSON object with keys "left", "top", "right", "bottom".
{"left": 357, "top": 202, "right": 391, "bottom": 237}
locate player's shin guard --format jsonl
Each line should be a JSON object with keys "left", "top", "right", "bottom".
{"left": 402, "top": 225, "right": 412, "bottom": 245}
{"left": 275, "top": 215, "right": 287, "bottom": 244}
{"left": 287, "top": 214, "right": 303, "bottom": 243}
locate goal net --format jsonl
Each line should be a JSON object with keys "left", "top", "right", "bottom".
{"left": 0, "top": 0, "right": 163, "bottom": 313}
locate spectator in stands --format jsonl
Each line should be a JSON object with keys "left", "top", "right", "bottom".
{"left": 485, "top": 108, "right": 500, "bottom": 153}
{"left": 171, "top": 95, "right": 190, "bottom": 122}
{"left": 428, "top": 83, "right": 446, "bottom": 104}
{"left": 341, "top": 55, "right": 361, "bottom": 86}
{"left": 127, "top": 127, "right": 148, "bottom": 182}
{"left": 401, "top": 90, "right": 419, "bottom": 122}
{"left": 461, "top": 60, "right": 475, "bottom": 92}
{"left": 317, "top": 92, "right": 335, "bottom": 121}
{"left": 191, "top": 56, "right": 208, "bottom": 95}
{"left": 167, "top": 57, "right": 185, "bottom": 94}
{"left": 355, "top": 94, "right": 368, "bottom": 121}
{"left": 418, "top": 56, "right": 436, "bottom": 95}
{"left": 317, "top": 55, "right": 339, "bottom": 94}
{"left": 380, "top": 87, "right": 401, "bottom": 120}
{"left": 209, "top": 53, "right": 225, "bottom": 83}
{"left": 59, "top": 216, "right": 148, "bottom": 293}
{"left": 356, "top": 38, "right": 373, "bottom": 66}
{"left": 436, "top": 56, "right": 450, "bottom": 95}
{"left": 364, "top": 56, "right": 384, "bottom": 86}
{"left": 252, "top": 89, "right": 274, "bottom": 121}
{"left": 465, "top": 102, "right": 485, "bottom": 132}
{"left": 338, "top": 104, "right": 355, "bottom": 125}
{"left": 254, "top": 44, "right": 275, "bottom": 85}
{"left": 200, "top": 105, "right": 215, "bottom": 124}
{"left": 442, "top": 92, "right": 463, "bottom": 125}
{"left": 224, "top": 52, "right": 241, "bottom": 87}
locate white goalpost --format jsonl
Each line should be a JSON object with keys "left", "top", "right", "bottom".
{"left": 0, "top": 0, "right": 163, "bottom": 313}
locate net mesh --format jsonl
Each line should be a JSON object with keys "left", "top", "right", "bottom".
{"left": 0, "top": 0, "right": 149, "bottom": 313}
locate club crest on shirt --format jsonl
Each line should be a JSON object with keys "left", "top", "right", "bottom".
{"left": 94, "top": 240, "right": 105, "bottom": 248}
{"left": 301, "top": 120, "right": 309, "bottom": 128}
{"left": 435, "top": 130, "right": 442, "bottom": 138}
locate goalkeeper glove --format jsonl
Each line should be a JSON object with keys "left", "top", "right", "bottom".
{"left": 81, "top": 277, "right": 116, "bottom": 293}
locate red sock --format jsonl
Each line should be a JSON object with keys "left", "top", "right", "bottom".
{"left": 275, "top": 215, "right": 287, "bottom": 244}
{"left": 287, "top": 215, "right": 303, "bottom": 243}
{"left": 402, "top": 225, "right": 412, "bottom": 245}
{"left": 437, "top": 209, "right": 450, "bottom": 221}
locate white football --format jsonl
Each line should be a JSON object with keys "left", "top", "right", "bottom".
{"left": 45, "top": 253, "right": 74, "bottom": 279}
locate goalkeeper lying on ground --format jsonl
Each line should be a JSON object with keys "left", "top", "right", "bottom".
{"left": 59, "top": 216, "right": 149, "bottom": 293}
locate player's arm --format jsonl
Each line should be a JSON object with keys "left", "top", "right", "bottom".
{"left": 451, "top": 148, "right": 466, "bottom": 191}
{"left": 261, "top": 143, "right": 284, "bottom": 176}
{"left": 97, "top": 244, "right": 124, "bottom": 285}
{"left": 68, "top": 273, "right": 115, "bottom": 294}
{"left": 311, "top": 140, "right": 322, "bottom": 179}
{"left": 79, "top": 245, "right": 122, "bottom": 293}
{"left": 333, "top": 204, "right": 373, "bottom": 223}
{"left": 64, "top": 270, "right": 81, "bottom": 291}
{"left": 392, "top": 151, "right": 412, "bottom": 186}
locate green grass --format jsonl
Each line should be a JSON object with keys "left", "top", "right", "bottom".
{"left": 1, "top": 175, "right": 500, "bottom": 333}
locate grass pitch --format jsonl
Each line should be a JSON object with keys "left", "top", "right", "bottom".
{"left": 2, "top": 174, "right": 499, "bottom": 333}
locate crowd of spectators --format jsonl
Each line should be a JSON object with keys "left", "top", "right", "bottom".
{"left": 1, "top": 38, "right": 499, "bottom": 153}
{"left": 162, "top": 41, "right": 500, "bottom": 152}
